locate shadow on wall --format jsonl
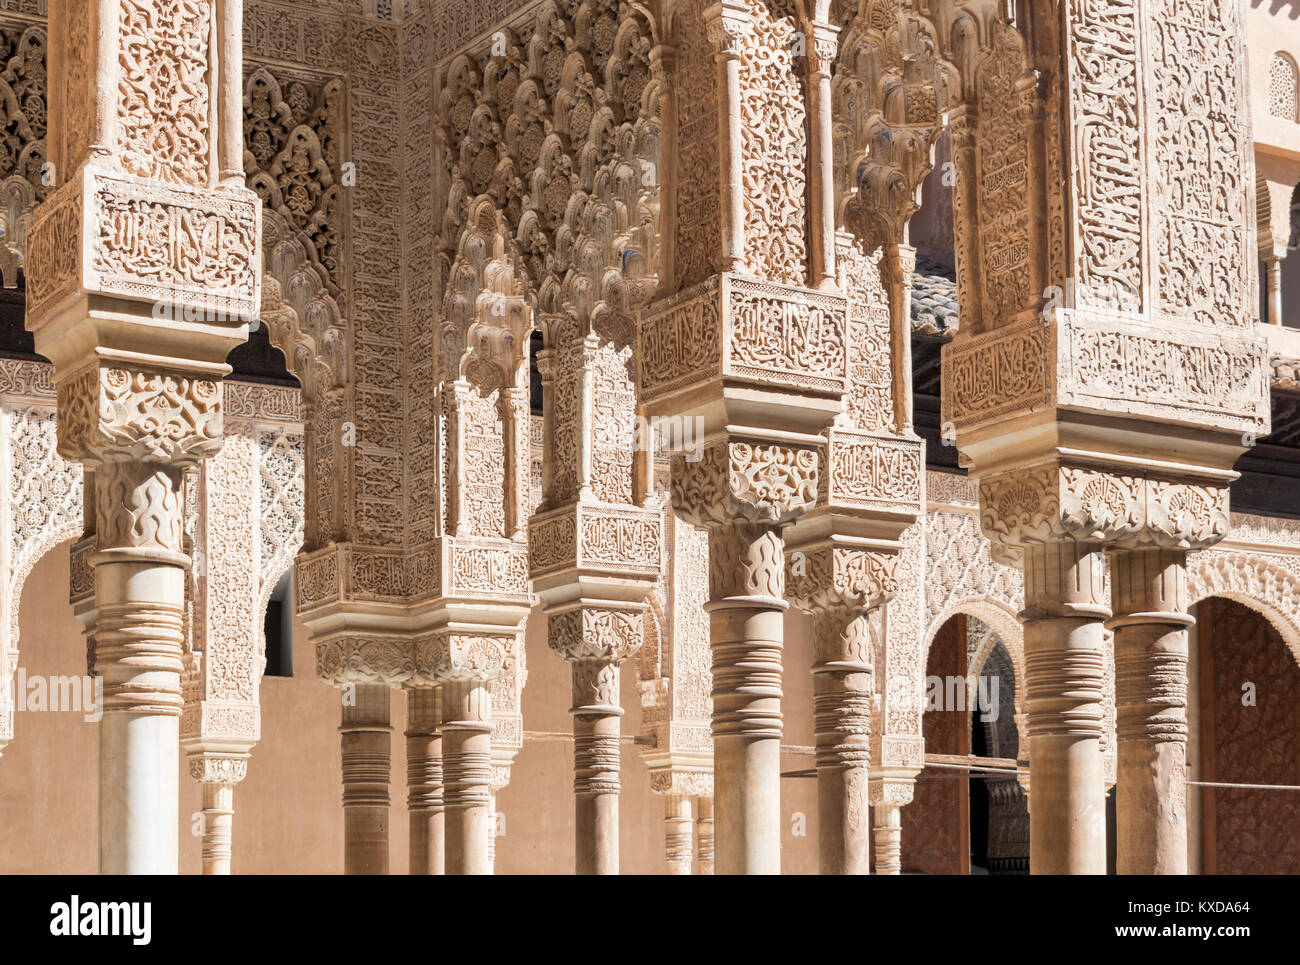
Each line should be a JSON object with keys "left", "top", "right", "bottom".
{"left": 1255, "top": 0, "right": 1300, "bottom": 21}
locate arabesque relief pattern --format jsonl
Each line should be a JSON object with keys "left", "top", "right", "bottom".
{"left": 3, "top": 0, "right": 1298, "bottom": 878}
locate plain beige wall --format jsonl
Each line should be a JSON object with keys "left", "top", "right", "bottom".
{"left": 0, "top": 541, "right": 823, "bottom": 874}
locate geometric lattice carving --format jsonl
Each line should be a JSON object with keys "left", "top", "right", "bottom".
{"left": 1269, "top": 52, "right": 1298, "bottom": 123}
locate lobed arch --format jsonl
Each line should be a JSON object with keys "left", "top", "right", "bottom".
{"left": 259, "top": 209, "right": 347, "bottom": 550}
{"left": 1187, "top": 550, "right": 1300, "bottom": 673}
{"left": 924, "top": 596, "right": 1023, "bottom": 715}
{"left": 0, "top": 174, "right": 36, "bottom": 288}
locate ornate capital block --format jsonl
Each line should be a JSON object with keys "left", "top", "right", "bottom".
{"left": 786, "top": 544, "right": 899, "bottom": 619}
{"left": 316, "top": 633, "right": 416, "bottom": 688}
{"left": 942, "top": 318, "right": 1053, "bottom": 430}
{"left": 946, "top": 310, "right": 1271, "bottom": 441}
{"left": 187, "top": 752, "right": 250, "bottom": 789}
{"left": 548, "top": 604, "right": 644, "bottom": 713}
{"left": 1056, "top": 312, "right": 1269, "bottom": 436}
{"left": 671, "top": 438, "right": 819, "bottom": 528}
{"left": 547, "top": 605, "right": 645, "bottom": 666}
{"left": 26, "top": 168, "right": 261, "bottom": 341}
{"left": 639, "top": 272, "right": 847, "bottom": 434}
{"left": 704, "top": 0, "right": 751, "bottom": 58}
{"left": 874, "top": 735, "right": 925, "bottom": 772}
{"left": 528, "top": 503, "right": 663, "bottom": 585}
{"left": 181, "top": 699, "right": 260, "bottom": 746}
{"left": 979, "top": 461, "right": 1232, "bottom": 552}
{"left": 293, "top": 542, "right": 442, "bottom": 615}
{"left": 56, "top": 362, "right": 223, "bottom": 468}
{"left": 413, "top": 630, "right": 516, "bottom": 686}
{"left": 649, "top": 769, "right": 715, "bottom": 799}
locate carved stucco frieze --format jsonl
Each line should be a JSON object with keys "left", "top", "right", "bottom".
{"left": 640, "top": 274, "right": 848, "bottom": 404}
{"left": 27, "top": 169, "right": 262, "bottom": 328}
{"left": 182, "top": 387, "right": 305, "bottom": 750}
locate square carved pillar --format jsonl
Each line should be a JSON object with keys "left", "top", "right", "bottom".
{"left": 941, "top": 4, "right": 1267, "bottom": 874}
{"left": 28, "top": 0, "right": 259, "bottom": 874}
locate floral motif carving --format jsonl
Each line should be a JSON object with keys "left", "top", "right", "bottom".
{"left": 117, "top": 0, "right": 211, "bottom": 187}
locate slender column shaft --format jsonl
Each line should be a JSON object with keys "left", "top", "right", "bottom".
{"left": 707, "top": 17, "right": 745, "bottom": 271}
{"left": 217, "top": 0, "right": 244, "bottom": 183}
{"left": 664, "top": 795, "right": 694, "bottom": 875}
{"left": 1021, "top": 540, "right": 1109, "bottom": 874}
{"left": 442, "top": 676, "right": 493, "bottom": 875}
{"left": 572, "top": 660, "right": 623, "bottom": 875}
{"left": 873, "top": 803, "right": 901, "bottom": 875}
{"left": 200, "top": 782, "right": 235, "bottom": 875}
{"left": 807, "top": 27, "right": 837, "bottom": 289}
{"left": 487, "top": 792, "right": 498, "bottom": 873}
{"left": 93, "top": 463, "right": 188, "bottom": 875}
{"left": 340, "top": 682, "right": 391, "bottom": 875}
{"left": 706, "top": 521, "right": 785, "bottom": 875}
{"left": 1266, "top": 256, "right": 1284, "bottom": 326}
{"left": 406, "top": 686, "right": 444, "bottom": 875}
{"left": 812, "top": 612, "right": 872, "bottom": 875}
{"left": 1110, "top": 548, "right": 1190, "bottom": 875}
{"left": 696, "top": 796, "right": 715, "bottom": 875}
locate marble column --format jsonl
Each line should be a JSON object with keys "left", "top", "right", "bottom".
{"left": 705, "top": 519, "right": 786, "bottom": 875}
{"left": 405, "top": 685, "right": 444, "bottom": 875}
{"left": 571, "top": 658, "right": 625, "bottom": 875}
{"left": 1021, "top": 540, "right": 1109, "bottom": 875}
{"left": 811, "top": 609, "right": 873, "bottom": 875}
{"left": 546, "top": 605, "right": 642, "bottom": 876}
{"left": 696, "top": 795, "right": 715, "bottom": 875}
{"left": 190, "top": 753, "right": 249, "bottom": 876}
{"left": 441, "top": 674, "right": 494, "bottom": 875}
{"left": 1264, "top": 254, "right": 1285, "bottom": 326}
{"left": 872, "top": 803, "right": 902, "bottom": 875}
{"left": 868, "top": 775, "right": 914, "bottom": 875}
{"left": 1109, "top": 547, "right": 1190, "bottom": 875}
{"left": 664, "top": 794, "right": 694, "bottom": 875}
{"left": 341, "top": 683, "right": 391, "bottom": 875}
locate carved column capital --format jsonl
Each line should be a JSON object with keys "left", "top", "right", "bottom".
{"left": 548, "top": 605, "right": 644, "bottom": 666}
{"left": 187, "top": 751, "right": 250, "bottom": 789}
{"left": 868, "top": 773, "right": 916, "bottom": 809}
{"left": 57, "top": 362, "right": 225, "bottom": 468}
{"left": 704, "top": 0, "right": 751, "bottom": 59}
{"left": 671, "top": 438, "right": 819, "bottom": 529}
{"left": 413, "top": 630, "right": 516, "bottom": 686}
{"left": 978, "top": 461, "right": 1232, "bottom": 552}
{"left": 316, "top": 633, "right": 416, "bottom": 688}
{"left": 807, "top": 21, "right": 840, "bottom": 77}
{"left": 787, "top": 545, "right": 899, "bottom": 619}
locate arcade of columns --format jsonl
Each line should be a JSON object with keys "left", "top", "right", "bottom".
{"left": 0, "top": 0, "right": 1293, "bottom": 874}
